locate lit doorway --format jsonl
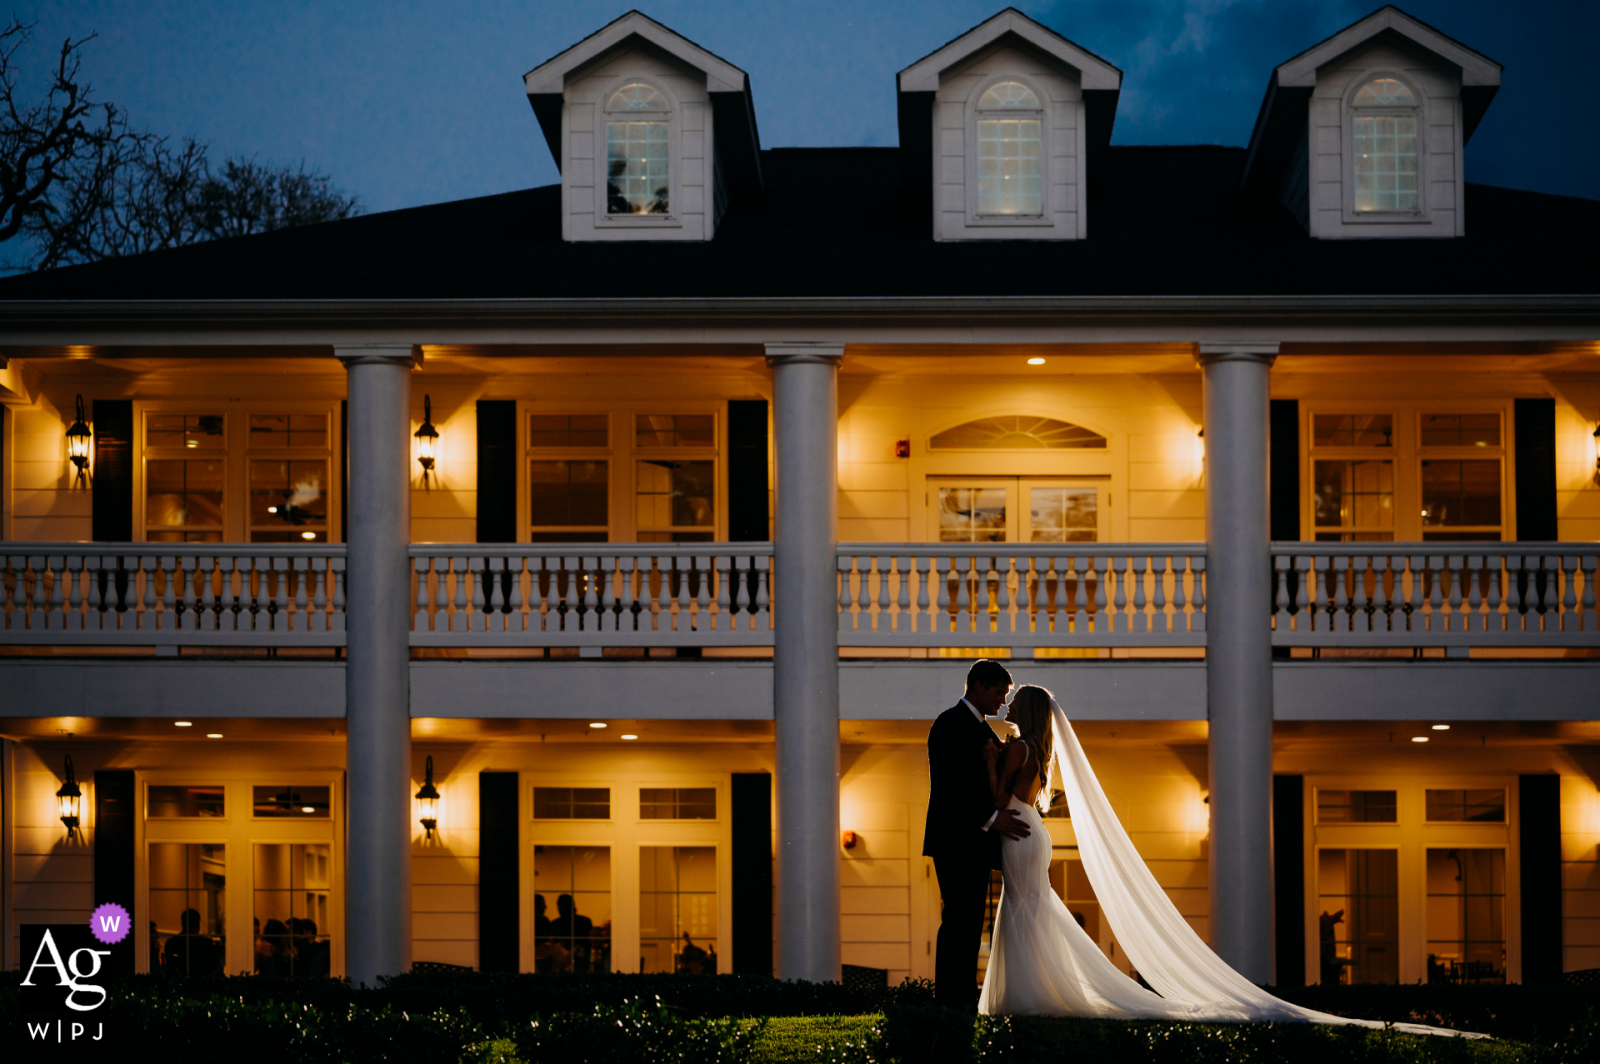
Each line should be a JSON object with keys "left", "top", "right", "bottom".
{"left": 926, "top": 477, "right": 1109, "bottom": 543}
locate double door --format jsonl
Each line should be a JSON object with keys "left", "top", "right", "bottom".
{"left": 928, "top": 477, "right": 1108, "bottom": 543}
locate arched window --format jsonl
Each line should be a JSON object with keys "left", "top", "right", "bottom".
{"left": 975, "top": 80, "right": 1043, "bottom": 216}
{"left": 929, "top": 416, "right": 1105, "bottom": 450}
{"left": 605, "top": 82, "right": 670, "bottom": 215}
{"left": 1351, "top": 76, "right": 1419, "bottom": 213}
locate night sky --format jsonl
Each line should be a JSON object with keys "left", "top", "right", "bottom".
{"left": 13, "top": 1, "right": 1598, "bottom": 215}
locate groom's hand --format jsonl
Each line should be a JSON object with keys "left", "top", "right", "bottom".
{"left": 992, "top": 807, "right": 1031, "bottom": 840}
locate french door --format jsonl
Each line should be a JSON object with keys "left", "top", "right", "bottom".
{"left": 926, "top": 477, "right": 1109, "bottom": 543}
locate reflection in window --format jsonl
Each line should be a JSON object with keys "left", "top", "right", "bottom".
{"left": 1312, "top": 414, "right": 1393, "bottom": 448}
{"left": 252, "top": 785, "right": 331, "bottom": 818}
{"left": 1029, "top": 487, "right": 1097, "bottom": 543}
{"left": 636, "top": 460, "right": 714, "bottom": 542}
{"left": 249, "top": 414, "right": 328, "bottom": 450}
{"left": 938, "top": 487, "right": 1006, "bottom": 543}
{"left": 534, "top": 845, "right": 612, "bottom": 974}
{"left": 1420, "top": 460, "right": 1501, "bottom": 540}
{"left": 636, "top": 414, "right": 714, "bottom": 448}
{"left": 976, "top": 82, "right": 1042, "bottom": 215}
{"left": 529, "top": 460, "right": 609, "bottom": 542}
{"left": 146, "top": 459, "right": 225, "bottom": 542}
{"left": 148, "top": 785, "right": 225, "bottom": 818}
{"left": 150, "top": 842, "right": 225, "bottom": 977}
{"left": 1426, "top": 848, "right": 1505, "bottom": 984}
{"left": 147, "top": 413, "right": 225, "bottom": 450}
{"left": 249, "top": 458, "right": 328, "bottom": 543}
{"left": 1352, "top": 78, "right": 1419, "bottom": 212}
{"left": 529, "top": 414, "right": 608, "bottom": 448}
{"left": 640, "top": 787, "right": 716, "bottom": 820}
{"left": 1425, "top": 789, "right": 1506, "bottom": 823}
{"left": 930, "top": 416, "right": 1105, "bottom": 450}
{"left": 640, "top": 846, "right": 717, "bottom": 974}
{"left": 1420, "top": 414, "right": 1499, "bottom": 448}
{"left": 1318, "top": 848, "right": 1399, "bottom": 984}
{"left": 1313, "top": 460, "right": 1394, "bottom": 542}
{"left": 1317, "top": 790, "right": 1397, "bottom": 823}
{"left": 605, "top": 83, "right": 669, "bottom": 216}
{"left": 253, "top": 843, "right": 331, "bottom": 977}
{"left": 534, "top": 787, "right": 611, "bottom": 819}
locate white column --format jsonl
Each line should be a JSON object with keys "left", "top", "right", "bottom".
{"left": 336, "top": 345, "right": 415, "bottom": 986}
{"left": 765, "top": 342, "right": 842, "bottom": 983}
{"left": 1198, "top": 341, "right": 1278, "bottom": 984}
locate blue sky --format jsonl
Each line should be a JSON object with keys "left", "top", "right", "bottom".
{"left": 15, "top": 1, "right": 1597, "bottom": 214}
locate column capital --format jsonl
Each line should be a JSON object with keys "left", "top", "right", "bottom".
{"left": 334, "top": 345, "right": 421, "bottom": 368}
{"left": 765, "top": 341, "right": 844, "bottom": 367}
{"left": 1196, "top": 341, "right": 1279, "bottom": 367}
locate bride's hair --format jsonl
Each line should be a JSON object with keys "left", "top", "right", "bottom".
{"left": 1007, "top": 685, "right": 1056, "bottom": 814}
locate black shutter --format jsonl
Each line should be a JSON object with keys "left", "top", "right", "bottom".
{"left": 1519, "top": 774, "right": 1562, "bottom": 983}
{"left": 93, "top": 769, "right": 136, "bottom": 973}
{"left": 92, "top": 400, "right": 134, "bottom": 542}
{"left": 476, "top": 401, "right": 518, "bottom": 544}
{"left": 478, "top": 771, "right": 520, "bottom": 972}
{"left": 1269, "top": 400, "right": 1300, "bottom": 542}
{"left": 1514, "top": 399, "right": 1557, "bottom": 541}
{"left": 1272, "top": 774, "right": 1305, "bottom": 987}
{"left": 731, "top": 772, "right": 773, "bottom": 975}
{"left": 727, "top": 400, "right": 769, "bottom": 542}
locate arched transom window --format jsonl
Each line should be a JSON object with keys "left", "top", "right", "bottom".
{"left": 975, "top": 81, "right": 1042, "bottom": 216}
{"left": 1351, "top": 76, "right": 1418, "bottom": 213}
{"left": 930, "top": 416, "right": 1105, "bottom": 450}
{"left": 605, "top": 82, "right": 670, "bottom": 215}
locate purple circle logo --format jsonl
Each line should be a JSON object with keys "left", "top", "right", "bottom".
{"left": 90, "top": 902, "right": 131, "bottom": 945}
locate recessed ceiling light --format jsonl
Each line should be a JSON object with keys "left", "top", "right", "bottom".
{"left": 621, "top": 734, "right": 639, "bottom": 741}
{"left": 1026, "top": 357, "right": 1046, "bottom": 365}
{"left": 589, "top": 722, "right": 607, "bottom": 729}
{"left": 1431, "top": 724, "right": 1450, "bottom": 730}
{"left": 1411, "top": 736, "right": 1429, "bottom": 743}
{"left": 174, "top": 721, "right": 193, "bottom": 727}
{"left": 206, "top": 733, "right": 223, "bottom": 739}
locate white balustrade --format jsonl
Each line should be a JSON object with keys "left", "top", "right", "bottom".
{"left": 1271, "top": 545, "right": 1600, "bottom": 647}
{"left": 0, "top": 545, "right": 347, "bottom": 645}
{"left": 834, "top": 544, "right": 1208, "bottom": 649}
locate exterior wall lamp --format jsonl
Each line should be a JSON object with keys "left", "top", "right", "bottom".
{"left": 415, "top": 755, "right": 440, "bottom": 839}
{"left": 415, "top": 395, "right": 439, "bottom": 487}
{"left": 66, "top": 394, "right": 92, "bottom": 488}
{"left": 57, "top": 754, "right": 82, "bottom": 840}
{"left": 1592, "top": 422, "right": 1599, "bottom": 484}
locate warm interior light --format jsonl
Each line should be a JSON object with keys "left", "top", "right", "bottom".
{"left": 1431, "top": 724, "right": 1450, "bottom": 731}
{"left": 415, "top": 395, "right": 439, "bottom": 485}
{"left": 590, "top": 722, "right": 608, "bottom": 729}
{"left": 415, "top": 754, "right": 441, "bottom": 839}
{"left": 301, "top": 806, "right": 315, "bottom": 813}
{"left": 1026, "top": 357, "right": 1046, "bottom": 365}
{"left": 300, "top": 531, "right": 316, "bottom": 540}
{"left": 206, "top": 733, "right": 223, "bottom": 739}
{"left": 267, "top": 506, "right": 278, "bottom": 514}
{"left": 65, "top": 394, "right": 93, "bottom": 487}
{"left": 185, "top": 440, "right": 197, "bottom": 449}
{"left": 1412, "top": 736, "right": 1429, "bottom": 743}
{"left": 174, "top": 721, "right": 193, "bottom": 727}
{"left": 621, "top": 734, "right": 639, "bottom": 741}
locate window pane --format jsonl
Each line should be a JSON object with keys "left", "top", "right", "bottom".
{"left": 607, "top": 120, "right": 669, "bottom": 215}
{"left": 636, "top": 414, "right": 714, "bottom": 448}
{"left": 1353, "top": 115, "right": 1418, "bottom": 212}
{"left": 530, "top": 460, "right": 609, "bottom": 529}
{"left": 1313, "top": 460, "right": 1394, "bottom": 532}
{"left": 1318, "top": 848, "right": 1399, "bottom": 984}
{"left": 250, "top": 459, "right": 327, "bottom": 537}
{"left": 250, "top": 414, "right": 328, "bottom": 450}
{"left": 147, "top": 414, "right": 225, "bottom": 450}
{"left": 1421, "top": 460, "right": 1501, "bottom": 529}
{"left": 534, "top": 845, "right": 612, "bottom": 973}
{"left": 253, "top": 843, "right": 331, "bottom": 977}
{"left": 1427, "top": 849, "right": 1505, "bottom": 984}
{"left": 534, "top": 787, "right": 611, "bottom": 820}
{"left": 930, "top": 416, "right": 1105, "bottom": 450}
{"left": 976, "top": 118, "right": 1042, "bottom": 215}
{"left": 150, "top": 842, "right": 225, "bottom": 977}
{"left": 1312, "top": 413, "right": 1393, "bottom": 447}
{"left": 636, "top": 460, "right": 714, "bottom": 533}
{"left": 529, "top": 414, "right": 609, "bottom": 448}
{"left": 1425, "top": 789, "right": 1506, "bottom": 823}
{"left": 1029, "top": 487, "right": 1097, "bottom": 543}
{"left": 148, "top": 785, "right": 225, "bottom": 818}
{"left": 938, "top": 486, "right": 1007, "bottom": 543}
{"left": 640, "top": 787, "right": 717, "bottom": 820}
{"left": 1354, "top": 77, "right": 1415, "bottom": 105}
{"left": 1317, "top": 790, "right": 1397, "bottom": 823}
{"left": 1420, "top": 414, "right": 1499, "bottom": 448}
{"left": 147, "top": 459, "right": 225, "bottom": 533}
{"left": 978, "top": 81, "right": 1041, "bottom": 109}
{"left": 640, "top": 846, "right": 717, "bottom": 974}
{"left": 606, "top": 82, "right": 668, "bottom": 112}
{"left": 252, "top": 785, "right": 330, "bottom": 818}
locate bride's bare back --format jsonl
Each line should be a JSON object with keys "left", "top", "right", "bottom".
{"left": 996, "top": 738, "right": 1042, "bottom": 808}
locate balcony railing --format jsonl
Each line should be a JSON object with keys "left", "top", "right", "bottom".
{"left": 2, "top": 542, "right": 1596, "bottom": 653}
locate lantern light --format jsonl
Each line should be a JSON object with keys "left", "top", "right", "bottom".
{"left": 65, "top": 395, "right": 92, "bottom": 488}
{"left": 415, "top": 395, "right": 439, "bottom": 486}
{"left": 57, "top": 754, "right": 82, "bottom": 840}
{"left": 416, "top": 754, "right": 440, "bottom": 839}
{"left": 1592, "top": 422, "right": 1599, "bottom": 482}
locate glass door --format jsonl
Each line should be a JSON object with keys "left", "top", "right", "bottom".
{"left": 928, "top": 478, "right": 1108, "bottom": 542}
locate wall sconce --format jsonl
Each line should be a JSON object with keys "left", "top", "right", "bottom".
{"left": 66, "top": 395, "right": 92, "bottom": 488}
{"left": 57, "top": 754, "right": 82, "bottom": 840}
{"left": 415, "top": 395, "right": 439, "bottom": 487}
{"left": 415, "top": 755, "right": 440, "bottom": 839}
{"left": 841, "top": 830, "right": 858, "bottom": 850}
{"left": 1592, "top": 423, "right": 1599, "bottom": 483}
{"left": 1196, "top": 427, "right": 1206, "bottom": 485}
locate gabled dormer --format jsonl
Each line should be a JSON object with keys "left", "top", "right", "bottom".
{"left": 897, "top": 8, "right": 1121, "bottom": 242}
{"left": 1242, "top": 5, "right": 1501, "bottom": 239}
{"left": 524, "top": 10, "right": 762, "bottom": 242}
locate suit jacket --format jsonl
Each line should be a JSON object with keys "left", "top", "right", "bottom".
{"left": 922, "top": 702, "right": 1002, "bottom": 870}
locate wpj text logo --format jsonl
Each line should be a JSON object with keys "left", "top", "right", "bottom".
{"left": 20, "top": 904, "right": 129, "bottom": 1046}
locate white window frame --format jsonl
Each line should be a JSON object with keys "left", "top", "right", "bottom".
{"left": 965, "top": 75, "right": 1054, "bottom": 229}
{"left": 593, "top": 75, "right": 682, "bottom": 230}
{"left": 1343, "top": 70, "right": 1427, "bottom": 224}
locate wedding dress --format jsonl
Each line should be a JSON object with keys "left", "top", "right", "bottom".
{"left": 977, "top": 700, "right": 1482, "bottom": 1038}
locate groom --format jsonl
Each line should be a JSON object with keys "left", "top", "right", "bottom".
{"left": 922, "top": 658, "right": 1030, "bottom": 1011}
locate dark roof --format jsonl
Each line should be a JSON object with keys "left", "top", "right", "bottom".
{"left": 1, "top": 145, "right": 1597, "bottom": 302}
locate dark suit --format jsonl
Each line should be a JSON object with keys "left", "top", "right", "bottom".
{"left": 922, "top": 701, "right": 1001, "bottom": 1011}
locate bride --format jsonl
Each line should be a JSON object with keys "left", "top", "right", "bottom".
{"left": 975, "top": 685, "right": 1478, "bottom": 1037}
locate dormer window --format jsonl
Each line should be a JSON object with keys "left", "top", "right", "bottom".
{"left": 605, "top": 82, "right": 670, "bottom": 215}
{"left": 1351, "top": 76, "right": 1420, "bottom": 213}
{"left": 975, "top": 80, "right": 1043, "bottom": 216}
